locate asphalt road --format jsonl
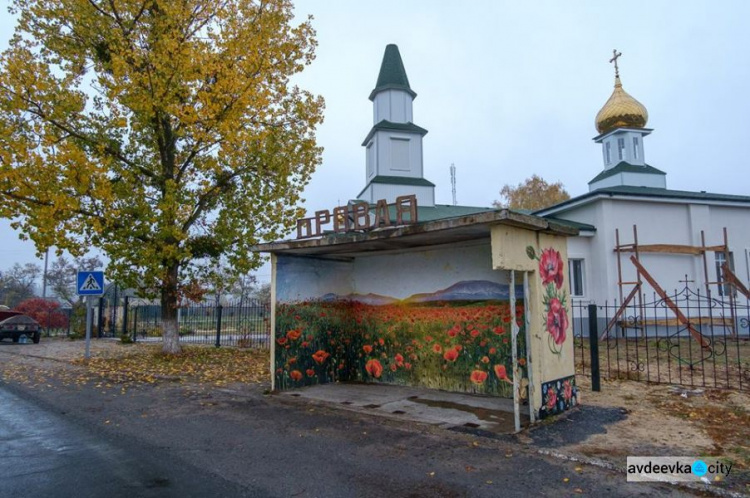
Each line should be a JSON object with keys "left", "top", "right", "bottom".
{"left": 0, "top": 364, "right": 693, "bottom": 497}
{"left": 0, "top": 387, "right": 259, "bottom": 497}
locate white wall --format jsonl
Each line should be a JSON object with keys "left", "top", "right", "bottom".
{"left": 560, "top": 198, "right": 750, "bottom": 304}
{"left": 373, "top": 130, "right": 424, "bottom": 178}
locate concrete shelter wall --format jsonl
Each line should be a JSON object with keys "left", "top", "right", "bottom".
{"left": 491, "top": 226, "right": 577, "bottom": 419}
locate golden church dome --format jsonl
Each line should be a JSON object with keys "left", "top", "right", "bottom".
{"left": 595, "top": 76, "right": 648, "bottom": 134}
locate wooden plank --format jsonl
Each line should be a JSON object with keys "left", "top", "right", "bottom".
{"left": 600, "top": 285, "right": 640, "bottom": 340}
{"left": 614, "top": 244, "right": 726, "bottom": 255}
{"left": 723, "top": 262, "right": 750, "bottom": 300}
{"left": 630, "top": 256, "right": 710, "bottom": 348}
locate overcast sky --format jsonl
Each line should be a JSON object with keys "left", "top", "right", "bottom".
{"left": 1, "top": 0, "right": 749, "bottom": 283}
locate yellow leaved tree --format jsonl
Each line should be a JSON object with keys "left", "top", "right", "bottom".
{"left": 0, "top": 0, "right": 324, "bottom": 353}
{"left": 493, "top": 175, "right": 570, "bottom": 212}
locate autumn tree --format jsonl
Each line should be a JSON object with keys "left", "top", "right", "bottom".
{"left": 0, "top": 0, "right": 324, "bottom": 353}
{"left": 493, "top": 175, "right": 570, "bottom": 211}
{"left": 0, "top": 263, "right": 42, "bottom": 307}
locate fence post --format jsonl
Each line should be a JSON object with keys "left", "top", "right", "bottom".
{"left": 588, "top": 304, "right": 601, "bottom": 392}
{"left": 122, "top": 296, "right": 129, "bottom": 338}
{"left": 132, "top": 307, "right": 138, "bottom": 343}
{"left": 97, "top": 297, "right": 104, "bottom": 338}
{"left": 215, "top": 304, "right": 223, "bottom": 348}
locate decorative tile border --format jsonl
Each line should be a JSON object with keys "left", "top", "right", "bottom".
{"left": 539, "top": 375, "right": 578, "bottom": 419}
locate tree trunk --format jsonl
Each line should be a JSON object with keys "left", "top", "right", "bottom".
{"left": 161, "top": 263, "right": 182, "bottom": 354}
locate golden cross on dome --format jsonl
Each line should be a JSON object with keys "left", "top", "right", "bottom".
{"left": 609, "top": 49, "right": 622, "bottom": 77}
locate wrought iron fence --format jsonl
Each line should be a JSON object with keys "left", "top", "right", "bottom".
{"left": 124, "top": 299, "right": 271, "bottom": 349}
{"left": 573, "top": 286, "right": 750, "bottom": 391}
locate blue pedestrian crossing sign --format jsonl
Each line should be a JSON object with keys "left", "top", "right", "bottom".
{"left": 77, "top": 271, "right": 105, "bottom": 296}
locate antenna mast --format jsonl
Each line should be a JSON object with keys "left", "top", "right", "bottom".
{"left": 450, "top": 163, "right": 457, "bottom": 206}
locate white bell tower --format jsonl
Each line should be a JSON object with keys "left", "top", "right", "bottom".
{"left": 357, "top": 44, "right": 435, "bottom": 206}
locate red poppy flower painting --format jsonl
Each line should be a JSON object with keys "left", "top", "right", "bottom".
{"left": 493, "top": 364, "right": 512, "bottom": 383}
{"left": 546, "top": 298, "right": 568, "bottom": 345}
{"left": 286, "top": 329, "right": 302, "bottom": 341}
{"left": 290, "top": 370, "right": 303, "bottom": 382}
{"left": 539, "top": 248, "right": 564, "bottom": 289}
{"left": 312, "top": 350, "right": 330, "bottom": 365}
{"left": 365, "top": 359, "right": 383, "bottom": 378}
{"left": 443, "top": 348, "right": 459, "bottom": 362}
{"left": 470, "top": 370, "right": 488, "bottom": 385}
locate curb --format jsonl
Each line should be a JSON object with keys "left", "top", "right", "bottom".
{"left": 536, "top": 449, "right": 749, "bottom": 498}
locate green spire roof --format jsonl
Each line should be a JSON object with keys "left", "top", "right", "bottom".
{"left": 369, "top": 44, "right": 417, "bottom": 101}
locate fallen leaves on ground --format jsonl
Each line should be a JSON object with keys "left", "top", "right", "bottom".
{"left": 71, "top": 345, "right": 269, "bottom": 387}
{"left": 652, "top": 394, "right": 750, "bottom": 469}
{"left": 1, "top": 340, "right": 269, "bottom": 391}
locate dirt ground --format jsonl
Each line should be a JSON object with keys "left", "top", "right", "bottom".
{"left": 552, "top": 376, "right": 750, "bottom": 472}
{"left": 2, "top": 338, "right": 749, "bottom": 494}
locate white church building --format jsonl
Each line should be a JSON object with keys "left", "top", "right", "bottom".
{"left": 354, "top": 44, "right": 750, "bottom": 306}
{"left": 534, "top": 55, "right": 750, "bottom": 306}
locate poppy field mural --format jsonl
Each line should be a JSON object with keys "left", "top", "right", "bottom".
{"left": 274, "top": 280, "right": 527, "bottom": 397}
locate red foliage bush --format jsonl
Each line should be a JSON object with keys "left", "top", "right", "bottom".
{"left": 14, "top": 298, "right": 68, "bottom": 328}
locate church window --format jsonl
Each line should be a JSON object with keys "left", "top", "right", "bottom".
{"left": 605, "top": 142, "right": 611, "bottom": 164}
{"left": 633, "top": 137, "right": 640, "bottom": 160}
{"left": 715, "top": 252, "right": 735, "bottom": 297}
{"left": 617, "top": 138, "right": 625, "bottom": 161}
{"left": 569, "top": 259, "right": 585, "bottom": 297}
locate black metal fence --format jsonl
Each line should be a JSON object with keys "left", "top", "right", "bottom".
{"left": 573, "top": 286, "right": 750, "bottom": 391}
{"left": 123, "top": 299, "right": 271, "bottom": 349}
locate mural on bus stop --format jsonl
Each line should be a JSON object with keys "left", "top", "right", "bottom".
{"left": 274, "top": 273, "right": 527, "bottom": 397}
{"left": 527, "top": 245, "right": 569, "bottom": 356}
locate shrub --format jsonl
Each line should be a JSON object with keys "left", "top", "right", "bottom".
{"left": 14, "top": 298, "right": 68, "bottom": 328}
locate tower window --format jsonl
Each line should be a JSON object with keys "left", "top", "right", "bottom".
{"left": 633, "top": 137, "right": 640, "bottom": 160}
{"left": 605, "top": 142, "right": 611, "bottom": 164}
{"left": 617, "top": 138, "right": 625, "bottom": 161}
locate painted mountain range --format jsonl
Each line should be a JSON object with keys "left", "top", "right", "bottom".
{"left": 319, "top": 280, "right": 523, "bottom": 305}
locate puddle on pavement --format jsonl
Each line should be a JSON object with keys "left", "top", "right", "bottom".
{"left": 409, "top": 397, "right": 529, "bottom": 433}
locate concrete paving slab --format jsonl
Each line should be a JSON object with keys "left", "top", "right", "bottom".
{"left": 279, "top": 382, "right": 530, "bottom": 434}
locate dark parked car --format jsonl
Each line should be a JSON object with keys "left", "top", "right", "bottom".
{"left": 0, "top": 311, "right": 41, "bottom": 344}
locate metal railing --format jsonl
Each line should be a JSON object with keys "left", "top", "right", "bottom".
{"left": 573, "top": 286, "right": 750, "bottom": 391}
{"left": 124, "top": 299, "right": 271, "bottom": 349}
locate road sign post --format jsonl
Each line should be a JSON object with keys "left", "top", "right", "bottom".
{"left": 77, "top": 271, "right": 105, "bottom": 360}
{"left": 85, "top": 297, "right": 93, "bottom": 359}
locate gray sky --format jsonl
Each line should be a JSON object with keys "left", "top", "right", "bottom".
{"left": 2, "top": 0, "right": 749, "bottom": 283}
